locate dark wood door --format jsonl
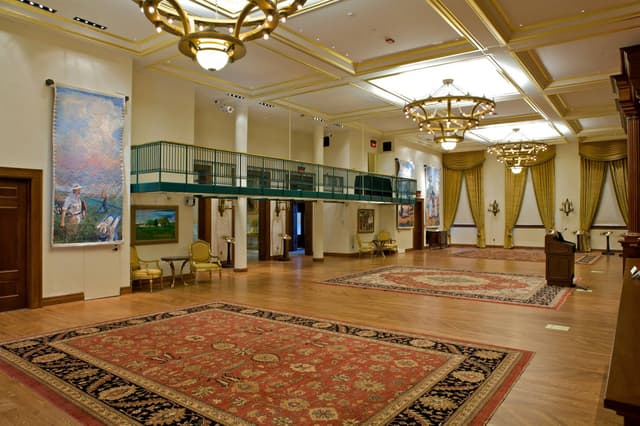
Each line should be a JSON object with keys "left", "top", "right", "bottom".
{"left": 413, "top": 199, "right": 424, "bottom": 250}
{"left": 304, "top": 201, "right": 313, "bottom": 256}
{"left": 0, "top": 178, "right": 28, "bottom": 311}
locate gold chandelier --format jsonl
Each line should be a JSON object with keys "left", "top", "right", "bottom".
{"left": 134, "top": 0, "right": 307, "bottom": 71}
{"left": 403, "top": 79, "right": 495, "bottom": 151}
{"left": 487, "top": 128, "right": 548, "bottom": 174}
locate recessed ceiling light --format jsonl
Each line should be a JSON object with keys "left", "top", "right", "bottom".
{"left": 73, "top": 16, "right": 107, "bottom": 30}
{"left": 17, "top": 0, "right": 56, "bottom": 13}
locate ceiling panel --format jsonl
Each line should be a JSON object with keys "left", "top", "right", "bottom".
{"left": 495, "top": 0, "right": 632, "bottom": 29}
{"left": 285, "top": 0, "right": 460, "bottom": 62}
{"left": 284, "top": 85, "right": 391, "bottom": 116}
{"left": 535, "top": 28, "right": 640, "bottom": 81}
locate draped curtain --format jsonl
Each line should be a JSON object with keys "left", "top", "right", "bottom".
{"left": 502, "top": 146, "right": 555, "bottom": 248}
{"left": 503, "top": 168, "right": 527, "bottom": 248}
{"left": 530, "top": 156, "right": 555, "bottom": 230}
{"left": 443, "top": 151, "right": 486, "bottom": 247}
{"left": 578, "top": 140, "right": 627, "bottom": 251}
{"left": 442, "top": 167, "right": 463, "bottom": 236}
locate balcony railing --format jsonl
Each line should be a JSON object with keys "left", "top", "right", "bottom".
{"left": 131, "top": 141, "right": 416, "bottom": 204}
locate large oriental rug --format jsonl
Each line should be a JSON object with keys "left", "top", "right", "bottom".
{"left": 0, "top": 302, "right": 531, "bottom": 425}
{"left": 450, "top": 247, "right": 601, "bottom": 265}
{"left": 323, "top": 266, "right": 573, "bottom": 309}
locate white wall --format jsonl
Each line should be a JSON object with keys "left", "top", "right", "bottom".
{"left": 0, "top": 18, "right": 132, "bottom": 299}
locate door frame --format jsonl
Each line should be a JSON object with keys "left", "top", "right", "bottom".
{"left": 0, "top": 167, "right": 42, "bottom": 308}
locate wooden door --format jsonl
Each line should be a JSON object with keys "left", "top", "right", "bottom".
{"left": 413, "top": 199, "right": 424, "bottom": 250}
{"left": 0, "top": 178, "right": 28, "bottom": 311}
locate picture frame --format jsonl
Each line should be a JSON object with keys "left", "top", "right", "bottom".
{"left": 357, "top": 208, "right": 375, "bottom": 233}
{"left": 131, "top": 205, "right": 179, "bottom": 245}
{"left": 397, "top": 204, "right": 415, "bottom": 229}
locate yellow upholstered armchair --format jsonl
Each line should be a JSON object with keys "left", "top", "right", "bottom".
{"left": 378, "top": 230, "right": 398, "bottom": 254}
{"left": 189, "top": 240, "right": 222, "bottom": 283}
{"left": 130, "top": 246, "right": 163, "bottom": 292}
{"left": 356, "top": 234, "right": 375, "bottom": 258}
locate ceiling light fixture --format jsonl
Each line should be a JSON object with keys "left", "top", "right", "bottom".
{"left": 403, "top": 79, "right": 495, "bottom": 151}
{"left": 133, "top": 0, "right": 307, "bottom": 71}
{"left": 487, "top": 128, "right": 548, "bottom": 174}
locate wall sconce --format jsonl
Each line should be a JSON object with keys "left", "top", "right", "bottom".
{"left": 488, "top": 200, "right": 500, "bottom": 216}
{"left": 275, "top": 200, "right": 288, "bottom": 217}
{"left": 217, "top": 199, "right": 233, "bottom": 216}
{"left": 559, "top": 198, "right": 574, "bottom": 216}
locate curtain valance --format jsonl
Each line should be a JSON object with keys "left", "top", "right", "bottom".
{"left": 579, "top": 140, "right": 626, "bottom": 161}
{"left": 443, "top": 151, "right": 485, "bottom": 170}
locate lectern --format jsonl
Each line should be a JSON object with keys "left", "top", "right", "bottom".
{"left": 544, "top": 232, "right": 576, "bottom": 287}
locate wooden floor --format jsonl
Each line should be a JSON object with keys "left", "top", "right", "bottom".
{"left": 0, "top": 249, "right": 626, "bottom": 425}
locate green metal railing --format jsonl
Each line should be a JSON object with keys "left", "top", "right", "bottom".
{"left": 131, "top": 141, "right": 416, "bottom": 204}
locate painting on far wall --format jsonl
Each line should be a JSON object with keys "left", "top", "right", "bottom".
{"left": 51, "top": 85, "right": 126, "bottom": 247}
{"left": 397, "top": 204, "right": 415, "bottom": 229}
{"left": 357, "top": 208, "right": 375, "bottom": 233}
{"left": 131, "top": 206, "right": 179, "bottom": 245}
{"left": 396, "top": 158, "right": 415, "bottom": 198}
{"left": 425, "top": 166, "right": 441, "bottom": 227}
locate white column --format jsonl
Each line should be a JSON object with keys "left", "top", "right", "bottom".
{"left": 234, "top": 102, "right": 248, "bottom": 271}
{"left": 312, "top": 122, "right": 324, "bottom": 261}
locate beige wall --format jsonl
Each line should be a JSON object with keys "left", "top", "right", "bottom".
{"left": 0, "top": 18, "right": 132, "bottom": 300}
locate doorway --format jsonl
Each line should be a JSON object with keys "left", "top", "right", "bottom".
{"left": 0, "top": 168, "right": 42, "bottom": 311}
{"left": 289, "top": 201, "right": 313, "bottom": 256}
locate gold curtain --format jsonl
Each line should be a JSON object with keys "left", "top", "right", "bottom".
{"left": 443, "top": 150, "right": 486, "bottom": 170}
{"left": 503, "top": 166, "right": 527, "bottom": 248}
{"left": 530, "top": 156, "right": 555, "bottom": 230}
{"left": 443, "top": 167, "right": 463, "bottom": 235}
{"left": 464, "top": 167, "right": 486, "bottom": 247}
{"left": 610, "top": 158, "right": 629, "bottom": 226}
{"left": 579, "top": 140, "right": 627, "bottom": 161}
{"left": 579, "top": 158, "right": 607, "bottom": 251}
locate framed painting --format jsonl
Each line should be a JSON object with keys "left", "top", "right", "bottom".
{"left": 51, "top": 85, "right": 126, "bottom": 247}
{"left": 425, "top": 166, "right": 441, "bottom": 227}
{"left": 132, "top": 206, "right": 179, "bottom": 245}
{"left": 397, "top": 204, "right": 414, "bottom": 229}
{"left": 357, "top": 208, "right": 375, "bottom": 233}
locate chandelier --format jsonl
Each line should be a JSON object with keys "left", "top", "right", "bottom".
{"left": 403, "top": 79, "right": 495, "bottom": 151}
{"left": 487, "top": 128, "right": 548, "bottom": 174}
{"left": 134, "top": 0, "right": 307, "bottom": 71}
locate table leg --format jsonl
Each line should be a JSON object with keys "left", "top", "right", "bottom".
{"left": 179, "top": 259, "right": 189, "bottom": 285}
{"left": 167, "top": 261, "right": 177, "bottom": 288}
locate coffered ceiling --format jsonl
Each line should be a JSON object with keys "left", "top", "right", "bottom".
{"left": 2, "top": 0, "right": 638, "bottom": 151}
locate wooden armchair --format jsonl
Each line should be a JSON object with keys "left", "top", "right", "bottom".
{"left": 189, "top": 240, "right": 222, "bottom": 283}
{"left": 130, "top": 246, "right": 163, "bottom": 292}
{"left": 356, "top": 234, "right": 375, "bottom": 257}
{"left": 378, "top": 230, "right": 398, "bottom": 254}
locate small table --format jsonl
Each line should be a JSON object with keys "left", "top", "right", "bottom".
{"left": 161, "top": 256, "right": 190, "bottom": 287}
{"left": 371, "top": 239, "right": 387, "bottom": 257}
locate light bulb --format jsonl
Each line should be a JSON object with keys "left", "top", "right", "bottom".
{"left": 196, "top": 45, "right": 229, "bottom": 71}
{"left": 440, "top": 141, "right": 457, "bottom": 151}
{"left": 511, "top": 166, "right": 523, "bottom": 174}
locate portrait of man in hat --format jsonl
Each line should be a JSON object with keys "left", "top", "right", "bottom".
{"left": 59, "top": 183, "right": 86, "bottom": 241}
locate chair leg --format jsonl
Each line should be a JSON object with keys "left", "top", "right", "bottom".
{"left": 218, "top": 268, "right": 222, "bottom": 279}
{"left": 209, "top": 271, "right": 212, "bottom": 282}
{"left": 149, "top": 278, "right": 153, "bottom": 292}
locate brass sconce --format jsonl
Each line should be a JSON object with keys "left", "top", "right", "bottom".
{"left": 488, "top": 200, "right": 500, "bottom": 216}
{"left": 559, "top": 198, "right": 574, "bottom": 216}
{"left": 217, "top": 199, "right": 233, "bottom": 217}
{"left": 275, "top": 200, "right": 288, "bottom": 217}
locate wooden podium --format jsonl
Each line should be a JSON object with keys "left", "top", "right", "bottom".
{"left": 544, "top": 233, "right": 576, "bottom": 287}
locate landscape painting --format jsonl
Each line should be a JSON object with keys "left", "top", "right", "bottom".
{"left": 132, "top": 206, "right": 178, "bottom": 245}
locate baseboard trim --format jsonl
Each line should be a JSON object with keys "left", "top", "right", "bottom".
{"left": 120, "top": 286, "right": 132, "bottom": 295}
{"left": 234, "top": 267, "right": 248, "bottom": 272}
{"left": 312, "top": 258, "right": 325, "bottom": 262}
{"left": 42, "top": 292, "right": 84, "bottom": 306}
{"left": 323, "top": 252, "right": 356, "bottom": 257}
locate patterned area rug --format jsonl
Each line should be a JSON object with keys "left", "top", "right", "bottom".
{"left": 0, "top": 302, "right": 532, "bottom": 425}
{"left": 323, "top": 266, "right": 573, "bottom": 309}
{"left": 450, "top": 247, "right": 545, "bottom": 262}
{"left": 450, "top": 248, "right": 601, "bottom": 265}
{"left": 575, "top": 253, "right": 602, "bottom": 265}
